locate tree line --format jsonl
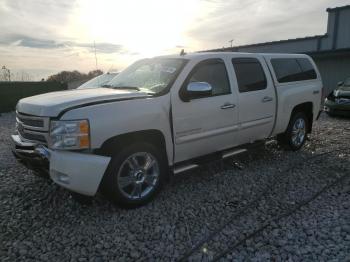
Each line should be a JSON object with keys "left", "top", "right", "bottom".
{"left": 0, "top": 68, "right": 103, "bottom": 83}
{"left": 46, "top": 69, "right": 103, "bottom": 83}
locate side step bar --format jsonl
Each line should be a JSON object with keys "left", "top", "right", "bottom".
{"left": 172, "top": 139, "right": 274, "bottom": 175}
{"left": 173, "top": 148, "right": 249, "bottom": 175}
{"left": 173, "top": 164, "right": 199, "bottom": 174}
{"left": 222, "top": 148, "right": 247, "bottom": 159}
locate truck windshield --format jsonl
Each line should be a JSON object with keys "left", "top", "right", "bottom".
{"left": 344, "top": 78, "right": 350, "bottom": 87}
{"left": 339, "top": 77, "right": 350, "bottom": 91}
{"left": 77, "top": 73, "right": 118, "bottom": 89}
{"left": 107, "top": 58, "right": 186, "bottom": 94}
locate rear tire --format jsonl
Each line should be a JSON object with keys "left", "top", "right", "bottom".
{"left": 101, "top": 143, "right": 167, "bottom": 208}
{"left": 277, "top": 112, "right": 309, "bottom": 151}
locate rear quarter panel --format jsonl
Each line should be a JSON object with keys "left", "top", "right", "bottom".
{"left": 264, "top": 54, "right": 322, "bottom": 135}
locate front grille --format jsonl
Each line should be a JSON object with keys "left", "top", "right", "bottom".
{"left": 17, "top": 116, "right": 44, "bottom": 128}
{"left": 18, "top": 128, "right": 47, "bottom": 143}
{"left": 16, "top": 112, "right": 50, "bottom": 144}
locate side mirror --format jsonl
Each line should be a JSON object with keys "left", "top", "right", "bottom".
{"left": 183, "top": 82, "right": 212, "bottom": 101}
{"left": 337, "top": 81, "right": 344, "bottom": 87}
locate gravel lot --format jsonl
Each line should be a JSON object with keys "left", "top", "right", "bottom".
{"left": 0, "top": 111, "right": 349, "bottom": 261}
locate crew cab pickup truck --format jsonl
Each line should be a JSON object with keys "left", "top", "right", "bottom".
{"left": 12, "top": 52, "right": 323, "bottom": 207}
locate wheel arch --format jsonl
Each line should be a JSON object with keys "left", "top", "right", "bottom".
{"left": 290, "top": 102, "right": 313, "bottom": 133}
{"left": 95, "top": 129, "right": 170, "bottom": 165}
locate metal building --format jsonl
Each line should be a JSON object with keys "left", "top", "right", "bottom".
{"left": 209, "top": 5, "right": 350, "bottom": 95}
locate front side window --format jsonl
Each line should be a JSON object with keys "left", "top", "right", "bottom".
{"left": 108, "top": 58, "right": 187, "bottom": 95}
{"left": 188, "top": 59, "right": 231, "bottom": 96}
{"left": 232, "top": 58, "right": 267, "bottom": 92}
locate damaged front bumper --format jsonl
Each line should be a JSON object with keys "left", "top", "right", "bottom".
{"left": 11, "top": 134, "right": 111, "bottom": 196}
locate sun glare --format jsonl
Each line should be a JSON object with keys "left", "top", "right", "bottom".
{"left": 73, "top": 0, "right": 200, "bottom": 58}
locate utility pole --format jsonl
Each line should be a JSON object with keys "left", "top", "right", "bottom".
{"left": 93, "top": 41, "right": 98, "bottom": 70}
{"left": 229, "top": 39, "right": 234, "bottom": 48}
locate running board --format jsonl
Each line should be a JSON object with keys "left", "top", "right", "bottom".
{"left": 173, "top": 164, "right": 199, "bottom": 174}
{"left": 222, "top": 149, "right": 247, "bottom": 159}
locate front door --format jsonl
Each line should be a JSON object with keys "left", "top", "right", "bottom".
{"left": 171, "top": 58, "right": 239, "bottom": 163}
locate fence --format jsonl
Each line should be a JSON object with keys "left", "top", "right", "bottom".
{"left": 0, "top": 81, "right": 67, "bottom": 113}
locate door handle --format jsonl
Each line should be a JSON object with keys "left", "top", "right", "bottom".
{"left": 220, "top": 103, "right": 236, "bottom": 109}
{"left": 262, "top": 96, "right": 273, "bottom": 103}
{"left": 313, "top": 90, "right": 320, "bottom": 94}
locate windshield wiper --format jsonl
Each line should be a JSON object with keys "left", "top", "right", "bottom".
{"left": 112, "top": 86, "right": 141, "bottom": 91}
{"left": 101, "top": 84, "right": 112, "bottom": 87}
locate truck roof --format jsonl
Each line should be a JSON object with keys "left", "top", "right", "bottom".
{"left": 156, "top": 52, "right": 310, "bottom": 60}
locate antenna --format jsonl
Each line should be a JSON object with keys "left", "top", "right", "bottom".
{"left": 93, "top": 41, "right": 98, "bottom": 70}
{"left": 180, "top": 49, "right": 186, "bottom": 56}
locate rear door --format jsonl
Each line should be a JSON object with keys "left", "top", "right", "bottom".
{"left": 231, "top": 56, "right": 276, "bottom": 143}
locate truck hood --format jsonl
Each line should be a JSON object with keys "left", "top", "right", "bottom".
{"left": 334, "top": 89, "right": 350, "bottom": 98}
{"left": 17, "top": 88, "right": 149, "bottom": 117}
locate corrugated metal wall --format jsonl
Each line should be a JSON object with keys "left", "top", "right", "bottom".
{"left": 313, "top": 53, "right": 350, "bottom": 95}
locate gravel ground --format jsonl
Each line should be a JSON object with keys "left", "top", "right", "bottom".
{"left": 0, "top": 111, "right": 349, "bottom": 261}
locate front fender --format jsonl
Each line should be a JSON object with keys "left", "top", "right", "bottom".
{"left": 59, "top": 95, "right": 174, "bottom": 165}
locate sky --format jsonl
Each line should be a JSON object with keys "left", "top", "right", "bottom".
{"left": 0, "top": 0, "right": 349, "bottom": 80}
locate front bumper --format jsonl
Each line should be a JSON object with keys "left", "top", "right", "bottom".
{"left": 11, "top": 135, "right": 111, "bottom": 196}
{"left": 324, "top": 100, "right": 350, "bottom": 117}
{"left": 11, "top": 135, "right": 49, "bottom": 175}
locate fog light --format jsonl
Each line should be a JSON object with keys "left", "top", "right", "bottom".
{"left": 53, "top": 170, "right": 70, "bottom": 184}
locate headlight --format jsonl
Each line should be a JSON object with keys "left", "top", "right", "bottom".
{"left": 49, "top": 120, "right": 90, "bottom": 150}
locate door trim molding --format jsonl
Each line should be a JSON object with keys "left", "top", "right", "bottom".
{"left": 176, "top": 124, "right": 239, "bottom": 144}
{"left": 240, "top": 116, "right": 273, "bottom": 130}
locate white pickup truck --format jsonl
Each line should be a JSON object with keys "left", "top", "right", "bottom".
{"left": 12, "top": 52, "right": 323, "bottom": 207}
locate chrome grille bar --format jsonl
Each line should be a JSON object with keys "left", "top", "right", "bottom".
{"left": 16, "top": 112, "right": 50, "bottom": 132}
{"left": 16, "top": 111, "right": 50, "bottom": 145}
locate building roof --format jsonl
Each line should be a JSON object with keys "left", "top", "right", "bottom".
{"left": 204, "top": 4, "right": 350, "bottom": 55}
{"left": 327, "top": 5, "right": 350, "bottom": 12}
{"left": 204, "top": 35, "right": 325, "bottom": 53}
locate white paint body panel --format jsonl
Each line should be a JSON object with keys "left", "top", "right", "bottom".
{"left": 61, "top": 95, "right": 174, "bottom": 164}
{"left": 170, "top": 56, "right": 239, "bottom": 162}
{"left": 16, "top": 88, "right": 148, "bottom": 117}
{"left": 50, "top": 150, "right": 111, "bottom": 196}
{"left": 263, "top": 54, "right": 322, "bottom": 135}
{"left": 229, "top": 54, "right": 276, "bottom": 143}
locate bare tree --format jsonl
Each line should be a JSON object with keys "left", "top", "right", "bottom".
{"left": 47, "top": 70, "right": 103, "bottom": 83}
{"left": 1, "top": 66, "right": 11, "bottom": 81}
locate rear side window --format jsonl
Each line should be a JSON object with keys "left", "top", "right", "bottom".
{"left": 232, "top": 58, "right": 267, "bottom": 92}
{"left": 271, "top": 58, "right": 317, "bottom": 83}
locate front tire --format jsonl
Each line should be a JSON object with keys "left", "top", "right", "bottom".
{"left": 277, "top": 112, "right": 309, "bottom": 151}
{"left": 101, "top": 143, "right": 167, "bottom": 208}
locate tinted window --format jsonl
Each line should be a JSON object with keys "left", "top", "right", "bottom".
{"left": 271, "top": 58, "right": 317, "bottom": 83}
{"left": 232, "top": 58, "right": 267, "bottom": 92}
{"left": 189, "top": 60, "right": 230, "bottom": 96}
{"left": 296, "top": 58, "right": 317, "bottom": 80}
{"left": 271, "top": 58, "right": 302, "bottom": 83}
